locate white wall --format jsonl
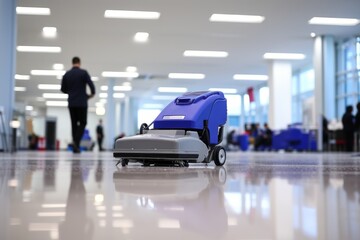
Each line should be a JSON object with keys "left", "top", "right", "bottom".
{"left": 46, "top": 107, "right": 99, "bottom": 149}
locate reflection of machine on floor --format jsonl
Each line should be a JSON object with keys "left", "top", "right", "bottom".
{"left": 113, "top": 166, "right": 228, "bottom": 238}
{"left": 114, "top": 91, "right": 227, "bottom": 167}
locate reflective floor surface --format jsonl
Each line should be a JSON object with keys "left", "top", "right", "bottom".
{"left": 1, "top": 151, "right": 360, "bottom": 240}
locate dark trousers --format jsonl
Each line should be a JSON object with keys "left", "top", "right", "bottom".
{"left": 97, "top": 137, "right": 103, "bottom": 151}
{"left": 344, "top": 131, "right": 354, "bottom": 152}
{"left": 69, "top": 107, "right": 87, "bottom": 148}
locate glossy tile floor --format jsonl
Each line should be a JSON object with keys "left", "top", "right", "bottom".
{"left": 1, "top": 151, "right": 360, "bottom": 240}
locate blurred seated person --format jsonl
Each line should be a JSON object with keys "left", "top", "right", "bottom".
{"left": 226, "top": 129, "right": 238, "bottom": 150}
{"left": 254, "top": 123, "right": 273, "bottom": 151}
{"left": 28, "top": 132, "right": 38, "bottom": 150}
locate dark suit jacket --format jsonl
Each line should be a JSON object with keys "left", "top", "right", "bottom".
{"left": 61, "top": 67, "right": 95, "bottom": 107}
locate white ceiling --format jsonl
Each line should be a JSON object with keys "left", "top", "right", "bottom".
{"left": 15, "top": 0, "right": 360, "bottom": 109}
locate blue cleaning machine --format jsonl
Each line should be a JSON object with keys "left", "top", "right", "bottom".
{"left": 114, "top": 91, "right": 227, "bottom": 167}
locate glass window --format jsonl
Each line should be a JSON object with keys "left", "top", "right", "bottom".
{"left": 292, "top": 75, "right": 299, "bottom": 96}
{"left": 225, "top": 94, "right": 241, "bottom": 115}
{"left": 244, "top": 94, "right": 250, "bottom": 112}
{"left": 299, "top": 69, "right": 315, "bottom": 93}
{"left": 336, "top": 37, "right": 360, "bottom": 119}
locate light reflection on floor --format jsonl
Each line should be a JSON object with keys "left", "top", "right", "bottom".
{"left": 0, "top": 151, "right": 359, "bottom": 240}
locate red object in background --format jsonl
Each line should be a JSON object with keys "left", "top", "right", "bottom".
{"left": 38, "top": 137, "right": 46, "bottom": 150}
{"left": 247, "top": 87, "right": 254, "bottom": 102}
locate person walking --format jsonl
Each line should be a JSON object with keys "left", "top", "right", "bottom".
{"left": 342, "top": 105, "right": 355, "bottom": 152}
{"left": 61, "top": 57, "right": 95, "bottom": 153}
{"left": 96, "top": 119, "right": 104, "bottom": 151}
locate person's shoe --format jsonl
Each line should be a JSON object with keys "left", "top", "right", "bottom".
{"left": 72, "top": 145, "right": 81, "bottom": 154}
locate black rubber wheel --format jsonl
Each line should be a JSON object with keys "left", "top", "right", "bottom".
{"left": 213, "top": 146, "right": 226, "bottom": 166}
{"left": 140, "top": 123, "right": 149, "bottom": 134}
{"left": 121, "top": 159, "right": 129, "bottom": 167}
{"left": 183, "top": 161, "right": 189, "bottom": 167}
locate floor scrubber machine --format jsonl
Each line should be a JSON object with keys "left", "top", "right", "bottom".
{"left": 114, "top": 91, "right": 227, "bottom": 167}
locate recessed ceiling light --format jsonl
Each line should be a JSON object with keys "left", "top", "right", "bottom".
{"left": 209, "top": 88, "right": 237, "bottom": 94}
{"left": 99, "top": 93, "right": 108, "bottom": 98}
{"left": 42, "top": 93, "right": 68, "bottom": 99}
{"left": 46, "top": 101, "right": 68, "bottom": 107}
{"left": 43, "top": 27, "right": 57, "bottom": 38}
{"left": 134, "top": 32, "right": 149, "bottom": 42}
{"left": 31, "top": 70, "right": 65, "bottom": 76}
{"left": 183, "top": 50, "right": 228, "bottom": 58}
{"left": 114, "top": 86, "right": 132, "bottom": 91}
{"left": 100, "top": 86, "right": 108, "bottom": 91}
{"left": 15, "top": 74, "right": 30, "bottom": 80}
{"left": 17, "top": 46, "right": 61, "bottom": 53}
{"left": 91, "top": 77, "right": 99, "bottom": 81}
{"left": 308, "top": 17, "right": 360, "bottom": 26}
{"left": 25, "top": 106, "right": 34, "bottom": 111}
{"left": 52, "top": 63, "right": 63, "bottom": 70}
{"left": 102, "top": 71, "right": 139, "bottom": 78}
{"left": 168, "top": 73, "right": 205, "bottom": 79}
{"left": 95, "top": 102, "right": 105, "bottom": 107}
{"left": 233, "top": 74, "right": 268, "bottom": 80}
{"left": 210, "top": 14, "right": 265, "bottom": 23}
{"left": 113, "top": 93, "right": 125, "bottom": 98}
{"left": 38, "top": 84, "right": 61, "bottom": 90}
{"left": 126, "top": 66, "right": 137, "bottom": 72}
{"left": 157, "top": 87, "right": 188, "bottom": 93}
{"left": 104, "top": 10, "right": 160, "bottom": 19}
{"left": 16, "top": 7, "right": 51, "bottom": 15}
{"left": 14, "top": 87, "right": 26, "bottom": 92}
{"left": 263, "top": 53, "right": 306, "bottom": 60}
{"left": 96, "top": 107, "right": 106, "bottom": 116}
{"left": 310, "top": 32, "right": 316, "bottom": 38}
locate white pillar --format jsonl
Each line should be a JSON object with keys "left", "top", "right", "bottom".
{"left": 268, "top": 61, "right": 292, "bottom": 130}
{"left": 314, "top": 35, "right": 335, "bottom": 151}
{"left": 105, "top": 79, "right": 115, "bottom": 149}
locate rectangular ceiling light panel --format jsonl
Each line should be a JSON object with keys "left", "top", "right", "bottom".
{"left": 46, "top": 101, "right": 68, "bottom": 107}
{"left": 31, "top": 70, "right": 65, "bottom": 76}
{"left": 157, "top": 87, "right": 188, "bottom": 93}
{"left": 15, "top": 74, "right": 30, "bottom": 80}
{"left": 17, "top": 46, "right": 61, "bottom": 53}
{"left": 43, "top": 93, "right": 68, "bottom": 99}
{"left": 102, "top": 71, "right": 139, "bottom": 78}
{"left": 16, "top": 7, "right": 51, "bottom": 15}
{"left": 104, "top": 10, "right": 160, "bottom": 19}
{"left": 38, "top": 84, "right": 61, "bottom": 90}
{"left": 43, "top": 27, "right": 57, "bottom": 38}
{"left": 309, "top": 17, "right": 360, "bottom": 26}
{"left": 210, "top": 14, "right": 265, "bottom": 23}
{"left": 263, "top": 53, "right": 305, "bottom": 60}
{"left": 233, "top": 74, "right": 268, "bottom": 80}
{"left": 134, "top": 32, "right": 149, "bottom": 42}
{"left": 208, "top": 88, "right": 237, "bottom": 94}
{"left": 168, "top": 73, "right": 205, "bottom": 79}
{"left": 183, "top": 50, "right": 228, "bottom": 58}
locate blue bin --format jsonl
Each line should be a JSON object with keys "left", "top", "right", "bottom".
{"left": 237, "top": 134, "right": 249, "bottom": 151}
